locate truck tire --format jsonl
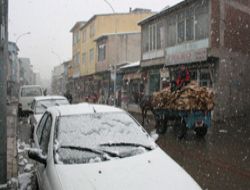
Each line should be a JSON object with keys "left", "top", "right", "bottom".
{"left": 174, "top": 119, "right": 187, "bottom": 139}
{"left": 194, "top": 124, "right": 208, "bottom": 138}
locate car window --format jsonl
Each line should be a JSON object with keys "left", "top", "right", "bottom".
{"left": 21, "top": 87, "right": 42, "bottom": 97}
{"left": 35, "top": 99, "right": 69, "bottom": 114}
{"left": 36, "top": 112, "right": 49, "bottom": 143}
{"left": 39, "top": 115, "right": 52, "bottom": 155}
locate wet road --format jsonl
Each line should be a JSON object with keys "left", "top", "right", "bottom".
{"left": 17, "top": 112, "right": 250, "bottom": 189}
{"left": 133, "top": 113, "right": 250, "bottom": 190}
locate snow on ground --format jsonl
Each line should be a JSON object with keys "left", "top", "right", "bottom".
{"left": 150, "top": 129, "right": 159, "bottom": 142}
{"left": 17, "top": 139, "right": 30, "bottom": 153}
{"left": 18, "top": 173, "right": 33, "bottom": 190}
{"left": 17, "top": 139, "right": 35, "bottom": 190}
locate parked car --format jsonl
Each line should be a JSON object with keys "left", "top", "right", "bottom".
{"left": 18, "top": 85, "right": 44, "bottom": 117}
{"left": 29, "top": 103, "right": 201, "bottom": 190}
{"left": 29, "top": 96, "right": 69, "bottom": 138}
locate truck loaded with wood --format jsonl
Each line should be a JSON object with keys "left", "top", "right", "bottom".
{"left": 140, "top": 81, "right": 215, "bottom": 139}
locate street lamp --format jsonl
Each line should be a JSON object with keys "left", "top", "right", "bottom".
{"left": 104, "top": 0, "right": 118, "bottom": 106}
{"left": 15, "top": 32, "right": 31, "bottom": 45}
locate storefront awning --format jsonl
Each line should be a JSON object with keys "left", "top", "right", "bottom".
{"left": 119, "top": 61, "right": 140, "bottom": 69}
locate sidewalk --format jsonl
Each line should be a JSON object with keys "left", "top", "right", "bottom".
{"left": 6, "top": 103, "right": 18, "bottom": 189}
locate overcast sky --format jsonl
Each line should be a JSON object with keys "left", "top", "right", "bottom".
{"left": 9, "top": 0, "right": 182, "bottom": 80}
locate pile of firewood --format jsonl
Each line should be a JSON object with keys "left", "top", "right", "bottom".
{"left": 152, "top": 81, "right": 214, "bottom": 111}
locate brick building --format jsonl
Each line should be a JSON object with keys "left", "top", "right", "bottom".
{"left": 139, "top": 0, "right": 250, "bottom": 120}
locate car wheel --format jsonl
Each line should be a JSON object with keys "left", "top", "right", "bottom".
{"left": 174, "top": 119, "right": 187, "bottom": 139}
{"left": 194, "top": 124, "right": 208, "bottom": 138}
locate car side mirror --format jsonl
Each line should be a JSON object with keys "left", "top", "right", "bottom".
{"left": 28, "top": 148, "right": 47, "bottom": 165}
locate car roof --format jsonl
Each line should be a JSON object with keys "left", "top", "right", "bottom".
{"left": 20, "top": 85, "right": 42, "bottom": 88}
{"left": 47, "top": 103, "right": 124, "bottom": 116}
{"left": 33, "top": 96, "right": 67, "bottom": 101}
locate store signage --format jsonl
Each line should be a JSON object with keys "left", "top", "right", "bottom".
{"left": 165, "top": 39, "right": 209, "bottom": 65}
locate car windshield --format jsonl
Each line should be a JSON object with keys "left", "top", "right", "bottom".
{"left": 35, "top": 99, "right": 69, "bottom": 114}
{"left": 54, "top": 112, "right": 156, "bottom": 164}
{"left": 21, "top": 87, "right": 42, "bottom": 97}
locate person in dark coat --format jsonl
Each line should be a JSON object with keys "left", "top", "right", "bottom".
{"left": 64, "top": 90, "right": 73, "bottom": 104}
{"left": 171, "top": 64, "right": 190, "bottom": 91}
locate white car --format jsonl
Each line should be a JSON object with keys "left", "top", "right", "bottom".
{"left": 29, "top": 96, "right": 69, "bottom": 138}
{"left": 18, "top": 85, "right": 44, "bottom": 117}
{"left": 29, "top": 103, "right": 201, "bottom": 190}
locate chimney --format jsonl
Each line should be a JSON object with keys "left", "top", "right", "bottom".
{"left": 129, "top": 7, "right": 132, "bottom": 12}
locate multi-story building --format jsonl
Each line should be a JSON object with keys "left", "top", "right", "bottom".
{"left": 19, "top": 58, "right": 35, "bottom": 86}
{"left": 70, "top": 9, "right": 153, "bottom": 102}
{"left": 51, "top": 63, "right": 64, "bottom": 95}
{"left": 139, "top": 0, "right": 250, "bottom": 120}
{"left": 7, "top": 42, "right": 19, "bottom": 98}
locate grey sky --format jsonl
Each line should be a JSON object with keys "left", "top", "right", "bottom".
{"left": 9, "top": 0, "right": 182, "bottom": 80}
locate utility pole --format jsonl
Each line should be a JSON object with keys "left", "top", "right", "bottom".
{"left": 0, "top": 0, "right": 8, "bottom": 185}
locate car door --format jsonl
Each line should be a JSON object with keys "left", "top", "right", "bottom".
{"left": 36, "top": 113, "right": 53, "bottom": 190}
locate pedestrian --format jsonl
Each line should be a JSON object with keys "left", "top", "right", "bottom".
{"left": 64, "top": 90, "right": 73, "bottom": 104}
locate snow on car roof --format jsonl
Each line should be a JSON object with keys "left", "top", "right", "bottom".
{"left": 33, "top": 96, "right": 67, "bottom": 101}
{"left": 47, "top": 103, "right": 124, "bottom": 116}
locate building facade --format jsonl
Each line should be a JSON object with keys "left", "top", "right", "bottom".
{"left": 7, "top": 42, "right": 20, "bottom": 98}
{"left": 139, "top": 0, "right": 250, "bottom": 120}
{"left": 19, "top": 58, "right": 35, "bottom": 86}
{"left": 69, "top": 9, "right": 153, "bottom": 103}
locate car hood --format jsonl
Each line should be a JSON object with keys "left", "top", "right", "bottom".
{"left": 55, "top": 148, "right": 201, "bottom": 190}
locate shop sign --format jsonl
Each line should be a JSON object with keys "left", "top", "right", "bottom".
{"left": 160, "top": 68, "right": 170, "bottom": 79}
{"left": 165, "top": 39, "right": 209, "bottom": 65}
{"left": 123, "top": 73, "right": 142, "bottom": 81}
{"left": 166, "top": 48, "right": 207, "bottom": 65}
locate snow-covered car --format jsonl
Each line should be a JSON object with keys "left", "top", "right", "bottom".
{"left": 28, "top": 103, "right": 201, "bottom": 190}
{"left": 29, "top": 96, "right": 69, "bottom": 138}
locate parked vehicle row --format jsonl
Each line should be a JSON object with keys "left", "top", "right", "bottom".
{"left": 17, "top": 85, "right": 201, "bottom": 189}
{"left": 27, "top": 103, "right": 200, "bottom": 190}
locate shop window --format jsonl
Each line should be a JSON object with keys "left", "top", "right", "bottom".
{"left": 149, "top": 72, "right": 160, "bottom": 94}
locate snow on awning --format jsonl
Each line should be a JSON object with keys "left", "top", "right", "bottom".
{"left": 119, "top": 61, "right": 140, "bottom": 69}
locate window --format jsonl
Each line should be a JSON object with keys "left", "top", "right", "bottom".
{"left": 89, "top": 48, "right": 94, "bottom": 64}
{"left": 73, "top": 53, "right": 80, "bottom": 65}
{"left": 82, "top": 30, "right": 86, "bottom": 42}
{"left": 98, "top": 44, "right": 106, "bottom": 62}
{"left": 36, "top": 112, "right": 49, "bottom": 144}
{"left": 166, "top": 16, "right": 177, "bottom": 47}
{"left": 195, "top": 0, "right": 209, "bottom": 40}
{"left": 82, "top": 52, "right": 86, "bottom": 64}
{"left": 89, "top": 23, "right": 95, "bottom": 38}
{"left": 186, "top": 7, "right": 194, "bottom": 41}
{"left": 39, "top": 115, "right": 52, "bottom": 155}
{"left": 143, "top": 22, "right": 163, "bottom": 52}
{"left": 73, "top": 31, "right": 80, "bottom": 44}
{"left": 178, "top": 11, "right": 185, "bottom": 43}
{"left": 142, "top": 26, "right": 149, "bottom": 52}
